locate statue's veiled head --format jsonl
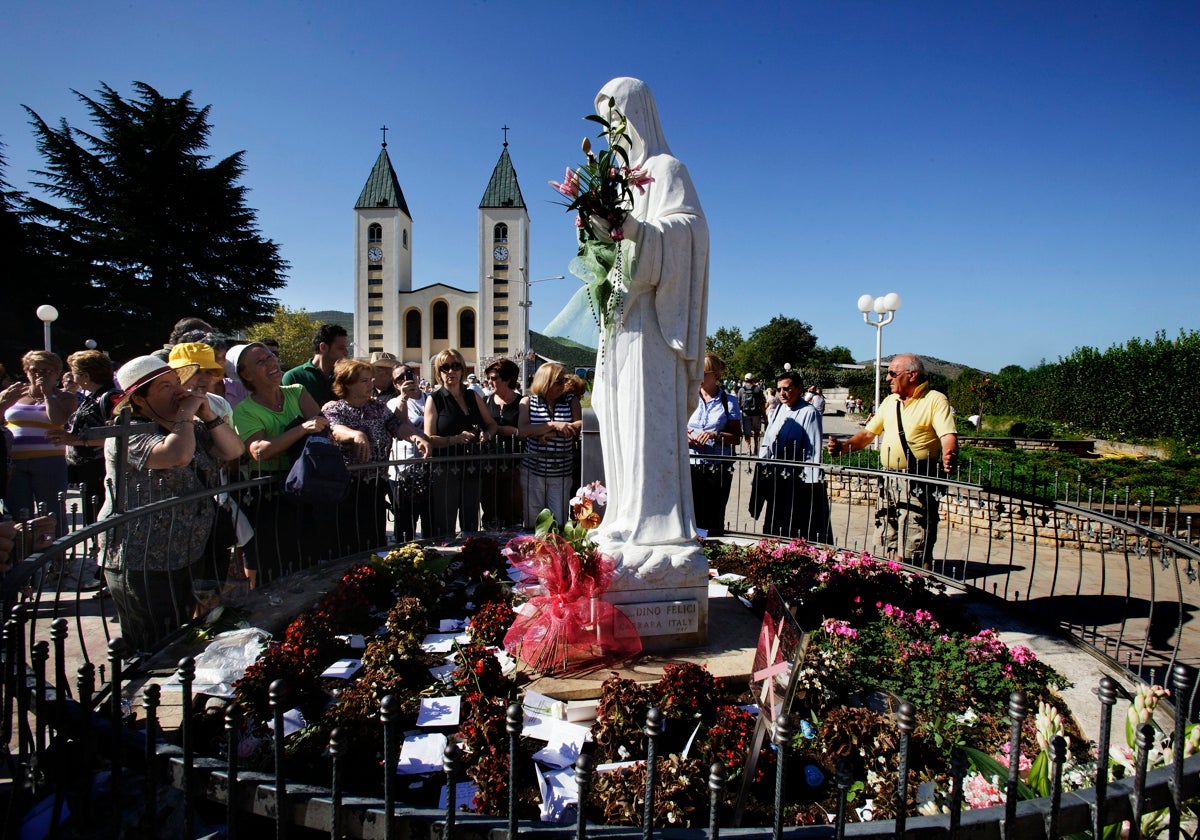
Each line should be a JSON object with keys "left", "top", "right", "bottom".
{"left": 596, "top": 77, "right": 671, "bottom": 166}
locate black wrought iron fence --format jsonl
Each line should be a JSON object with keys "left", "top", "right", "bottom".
{"left": 4, "top": 444, "right": 1200, "bottom": 836}
{"left": 696, "top": 451, "right": 1200, "bottom": 720}
{"left": 4, "top": 616, "right": 1200, "bottom": 839}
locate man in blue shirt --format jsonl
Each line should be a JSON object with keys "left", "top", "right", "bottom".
{"left": 752, "top": 371, "right": 830, "bottom": 542}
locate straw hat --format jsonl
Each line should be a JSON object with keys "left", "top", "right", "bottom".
{"left": 114, "top": 355, "right": 196, "bottom": 412}
{"left": 369, "top": 351, "right": 399, "bottom": 369}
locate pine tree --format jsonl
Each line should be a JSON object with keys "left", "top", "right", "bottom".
{"left": 22, "top": 82, "right": 288, "bottom": 360}
{"left": 0, "top": 144, "right": 60, "bottom": 369}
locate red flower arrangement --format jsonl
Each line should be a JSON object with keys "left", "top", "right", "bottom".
{"left": 503, "top": 483, "right": 641, "bottom": 675}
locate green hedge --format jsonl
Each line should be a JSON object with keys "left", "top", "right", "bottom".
{"left": 951, "top": 330, "right": 1200, "bottom": 450}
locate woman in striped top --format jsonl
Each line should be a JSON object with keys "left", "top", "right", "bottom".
{"left": 1, "top": 351, "right": 76, "bottom": 528}
{"left": 518, "top": 362, "right": 581, "bottom": 528}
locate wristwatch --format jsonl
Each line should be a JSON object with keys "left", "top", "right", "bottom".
{"left": 204, "top": 416, "right": 226, "bottom": 429}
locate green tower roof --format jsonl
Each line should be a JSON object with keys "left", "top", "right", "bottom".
{"left": 355, "top": 145, "right": 411, "bottom": 216}
{"left": 478, "top": 146, "right": 526, "bottom": 209}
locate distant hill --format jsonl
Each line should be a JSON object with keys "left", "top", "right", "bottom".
{"left": 530, "top": 331, "right": 597, "bottom": 371}
{"left": 309, "top": 310, "right": 353, "bottom": 332}
{"left": 855, "top": 354, "right": 985, "bottom": 379}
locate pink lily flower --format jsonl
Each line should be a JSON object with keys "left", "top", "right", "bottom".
{"left": 549, "top": 168, "right": 580, "bottom": 198}
{"left": 626, "top": 167, "right": 655, "bottom": 195}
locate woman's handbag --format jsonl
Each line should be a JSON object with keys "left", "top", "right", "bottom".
{"left": 285, "top": 434, "right": 351, "bottom": 504}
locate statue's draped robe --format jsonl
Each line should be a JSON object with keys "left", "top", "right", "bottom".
{"left": 590, "top": 78, "right": 709, "bottom": 578}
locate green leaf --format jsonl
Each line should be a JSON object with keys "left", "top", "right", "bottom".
{"left": 1026, "top": 750, "right": 1050, "bottom": 797}
{"left": 585, "top": 114, "right": 611, "bottom": 128}
{"left": 534, "top": 509, "right": 558, "bottom": 536}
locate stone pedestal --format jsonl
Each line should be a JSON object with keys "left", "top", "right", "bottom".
{"left": 599, "top": 540, "right": 709, "bottom": 651}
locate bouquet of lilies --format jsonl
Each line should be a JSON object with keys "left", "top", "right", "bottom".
{"left": 503, "top": 482, "right": 641, "bottom": 675}
{"left": 549, "top": 98, "right": 654, "bottom": 243}
{"left": 552, "top": 100, "right": 655, "bottom": 339}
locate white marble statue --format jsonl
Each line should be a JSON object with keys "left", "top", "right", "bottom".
{"left": 587, "top": 77, "right": 710, "bottom": 587}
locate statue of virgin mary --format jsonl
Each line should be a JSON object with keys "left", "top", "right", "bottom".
{"left": 584, "top": 77, "right": 709, "bottom": 587}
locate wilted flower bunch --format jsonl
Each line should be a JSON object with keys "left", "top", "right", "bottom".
{"left": 549, "top": 99, "right": 653, "bottom": 243}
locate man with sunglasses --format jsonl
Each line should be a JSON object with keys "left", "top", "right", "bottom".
{"left": 827, "top": 354, "right": 957, "bottom": 567}
{"left": 370, "top": 352, "right": 401, "bottom": 401}
{"left": 752, "top": 371, "right": 830, "bottom": 542}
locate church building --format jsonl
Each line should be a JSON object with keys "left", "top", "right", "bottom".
{"left": 351, "top": 134, "right": 530, "bottom": 376}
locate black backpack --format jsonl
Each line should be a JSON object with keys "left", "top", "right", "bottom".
{"left": 739, "top": 385, "right": 763, "bottom": 415}
{"left": 285, "top": 434, "right": 351, "bottom": 505}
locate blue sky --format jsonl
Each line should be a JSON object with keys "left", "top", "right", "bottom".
{"left": 3, "top": 1, "right": 1196, "bottom": 373}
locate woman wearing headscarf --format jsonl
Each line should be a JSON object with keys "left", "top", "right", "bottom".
{"left": 584, "top": 77, "right": 710, "bottom": 580}
{"left": 423, "top": 349, "right": 498, "bottom": 538}
{"left": 98, "top": 356, "right": 243, "bottom": 651}
{"left": 228, "top": 342, "right": 330, "bottom": 585}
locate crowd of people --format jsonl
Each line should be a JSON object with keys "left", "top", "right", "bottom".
{"left": 3, "top": 313, "right": 955, "bottom": 651}
{"left": 0, "top": 318, "right": 590, "bottom": 650}
{"left": 688, "top": 355, "right": 957, "bottom": 558}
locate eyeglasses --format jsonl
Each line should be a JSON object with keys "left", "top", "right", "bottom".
{"left": 439, "top": 363, "right": 464, "bottom": 373}
{"left": 394, "top": 370, "right": 415, "bottom": 382}
{"left": 886, "top": 370, "right": 907, "bottom": 378}
{"left": 554, "top": 376, "right": 568, "bottom": 385}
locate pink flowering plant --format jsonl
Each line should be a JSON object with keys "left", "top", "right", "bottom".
{"left": 711, "top": 538, "right": 1085, "bottom": 821}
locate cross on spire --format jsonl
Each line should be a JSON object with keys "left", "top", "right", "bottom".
{"left": 380, "top": 124, "right": 389, "bottom": 148}
{"left": 501, "top": 124, "right": 509, "bottom": 148}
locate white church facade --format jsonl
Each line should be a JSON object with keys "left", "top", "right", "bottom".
{"left": 351, "top": 136, "right": 530, "bottom": 376}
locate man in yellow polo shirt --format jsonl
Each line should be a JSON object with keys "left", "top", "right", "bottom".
{"left": 828, "top": 354, "right": 957, "bottom": 567}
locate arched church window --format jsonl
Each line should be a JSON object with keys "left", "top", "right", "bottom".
{"left": 405, "top": 310, "right": 421, "bottom": 348}
{"left": 433, "top": 301, "right": 448, "bottom": 340}
{"left": 493, "top": 223, "right": 508, "bottom": 243}
{"left": 367, "top": 224, "right": 382, "bottom": 244}
{"left": 459, "top": 310, "right": 476, "bottom": 348}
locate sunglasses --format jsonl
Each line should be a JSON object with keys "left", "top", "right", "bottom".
{"left": 394, "top": 370, "right": 415, "bottom": 382}
{"left": 439, "top": 363, "right": 464, "bottom": 373}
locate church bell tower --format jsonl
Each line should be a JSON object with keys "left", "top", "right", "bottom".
{"left": 477, "top": 131, "right": 529, "bottom": 362}
{"left": 353, "top": 129, "right": 412, "bottom": 356}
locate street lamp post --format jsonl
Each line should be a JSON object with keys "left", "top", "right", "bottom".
{"left": 857, "top": 292, "right": 901, "bottom": 420}
{"left": 36, "top": 304, "right": 59, "bottom": 352}
{"left": 516, "top": 270, "right": 565, "bottom": 389}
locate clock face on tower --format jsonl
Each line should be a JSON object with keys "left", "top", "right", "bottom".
{"left": 493, "top": 245, "right": 509, "bottom": 262}
{"left": 367, "top": 246, "right": 383, "bottom": 262}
